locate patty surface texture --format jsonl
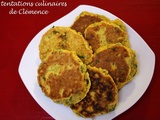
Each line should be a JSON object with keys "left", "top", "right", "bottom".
{"left": 85, "top": 21, "right": 130, "bottom": 52}
{"left": 91, "top": 43, "right": 137, "bottom": 89}
{"left": 38, "top": 50, "right": 91, "bottom": 105}
{"left": 39, "top": 26, "right": 93, "bottom": 64}
{"left": 71, "top": 11, "right": 110, "bottom": 36}
{"left": 70, "top": 66, "right": 118, "bottom": 118}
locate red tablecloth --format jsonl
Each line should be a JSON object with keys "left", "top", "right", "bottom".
{"left": 1, "top": 0, "right": 160, "bottom": 119}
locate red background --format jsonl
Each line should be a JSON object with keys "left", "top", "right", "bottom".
{"left": 1, "top": 0, "right": 160, "bottom": 119}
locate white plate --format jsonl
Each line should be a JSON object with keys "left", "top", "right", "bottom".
{"left": 18, "top": 5, "right": 155, "bottom": 120}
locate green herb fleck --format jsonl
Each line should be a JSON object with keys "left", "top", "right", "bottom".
{"left": 42, "top": 77, "right": 46, "bottom": 81}
{"left": 79, "top": 55, "right": 85, "bottom": 59}
{"left": 60, "top": 32, "right": 67, "bottom": 40}
{"left": 53, "top": 30, "right": 59, "bottom": 34}
{"left": 85, "top": 79, "right": 89, "bottom": 85}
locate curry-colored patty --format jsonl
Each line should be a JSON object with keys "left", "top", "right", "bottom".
{"left": 39, "top": 26, "right": 93, "bottom": 64}
{"left": 37, "top": 11, "right": 138, "bottom": 118}
{"left": 70, "top": 66, "right": 118, "bottom": 118}
{"left": 85, "top": 21, "right": 130, "bottom": 52}
{"left": 71, "top": 11, "right": 110, "bottom": 36}
{"left": 38, "top": 50, "right": 91, "bottom": 105}
{"left": 91, "top": 43, "right": 137, "bottom": 89}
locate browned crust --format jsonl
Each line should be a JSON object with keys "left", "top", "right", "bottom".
{"left": 91, "top": 43, "right": 137, "bottom": 89}
{"left": 85, "top": 21, "right": 129, "bottom": 52}
{"left": 71, "top": 11, "right": 110, "bottom": 36}
{"left": 38, "top": 50, "right": 90, "bottom": 105}
{"left": 70, "top": 66, "right": 118, "bottom": 118}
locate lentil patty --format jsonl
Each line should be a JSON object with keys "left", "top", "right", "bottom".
{"left": 84, "top": 21, "right": 130, "bottom": 52}
{"left": 71, "top": 11, "right": 110, "bottom": 36}
{"left": 39, "top": 26, "right": 93, "bottom": 64}
{"left": 38, "top": 50, "right": 91, "bottom": 105}
{"left": 91, "top": 43, "right": 137, "bottom": 89}
{"left": 70, "top": 66, "right": 118, "bottom": 118}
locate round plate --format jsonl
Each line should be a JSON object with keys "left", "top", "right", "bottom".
{"left": 18, "top": 5, "right": 155, "bottom": 120}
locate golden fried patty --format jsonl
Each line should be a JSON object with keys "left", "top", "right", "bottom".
{"left": 71, "top": 11, "right": 110, "bottom": 36}
{"left": 70, "top": 66, "right": 118, "bottom": 118}
{"left": 85, "top": 21, "right": 130, "bottom": 52}
{"left": 38, "top": 50, "right": 91, "bottom": 105}
{"left": 91, "top": 43, "right": 137, "bottom": 89}
{"left": 39, "top": 26, "right": 93, "bottom": 64}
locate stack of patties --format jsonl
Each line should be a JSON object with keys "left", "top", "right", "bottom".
{"left": 70, "top": 11, "right": 138, "bottom": 118}
{"left": 38, "top": 26, "right": 93, "bottom": 105}
{"left": 71, "top": 11, "right": 137, "bottom": 90}
{"left": 37, "top": 11, "right": 138, "bottom": 119}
